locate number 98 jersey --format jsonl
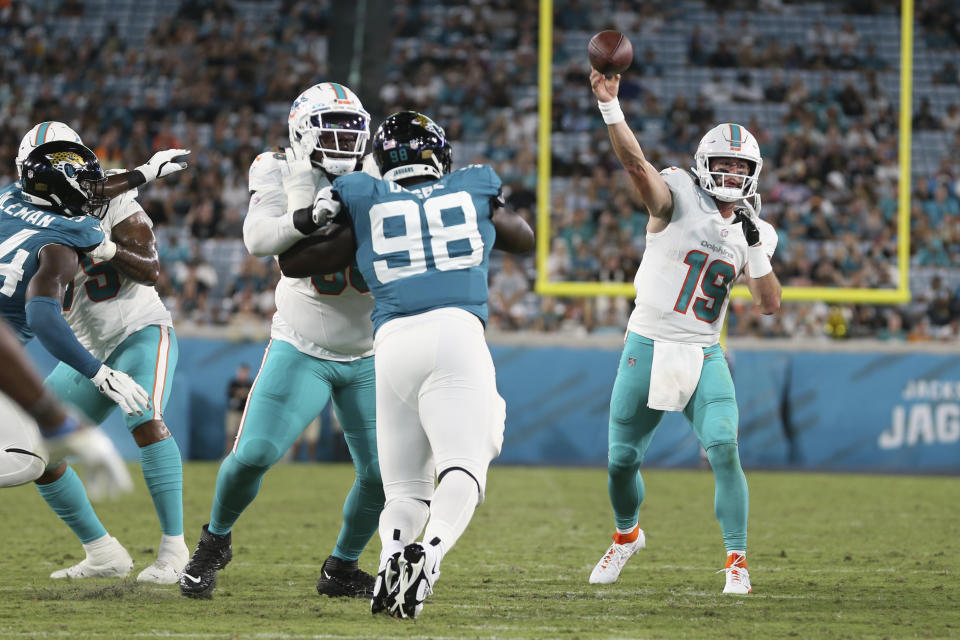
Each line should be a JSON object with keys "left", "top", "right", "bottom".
{"left": 333, "top": 164, "right": 501, "bottom": 333}
{"left": 627, "top": 168, "right": 778, "bottom": 347}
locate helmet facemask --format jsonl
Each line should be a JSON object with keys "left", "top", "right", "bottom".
{"left": 693, "top": 123, "right": 763, "bottom": 203}
{"left": 287, "top": 83, "right": 371, "bottom": 177}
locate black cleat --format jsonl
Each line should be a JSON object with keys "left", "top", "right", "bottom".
{"left": 316, "top": 555, "right": 376, "bottom": 598}
{"left": 179, "top": 524, "right": 233, "bottom": 599}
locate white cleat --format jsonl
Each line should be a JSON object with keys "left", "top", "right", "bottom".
{"left": 137, "top": 535, "right": 190, "bottom": 584}
{"left": 589, "top": 527, "right": 646, "bottom": 584}
{"left": 51, "top": 535, "right": 133, "bottom": 579}
{"left": 721, "top": 551, "right": 753, "bottom": 594}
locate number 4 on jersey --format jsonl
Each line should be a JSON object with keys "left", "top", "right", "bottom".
{"left": 0, "top": 229, "right": 39, "bottom": 296}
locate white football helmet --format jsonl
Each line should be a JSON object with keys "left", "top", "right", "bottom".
{"left": 17, "top": 121, "right": 82, "bottom": 180}
{"left": 693, "top": 123, "right": 762, "bottom": 203}
{"left": 288, "top": 82, "right": 370, "bottom": 177}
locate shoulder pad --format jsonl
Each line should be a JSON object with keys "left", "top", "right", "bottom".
{"left": 360, "top": 154, "right": 381, "bottom": 178}
{"left": 248, "top": 151, "right": 285, "bottom": 192}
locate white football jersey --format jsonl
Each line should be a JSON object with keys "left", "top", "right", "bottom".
{"left": 626, "top": 168, "right": 778, "bottom": 347}
{"left": 65, "top": 188, "right": 173, "bottom": 361}
{"left": 247, "top": 151, "right": 375, "bottom": 361}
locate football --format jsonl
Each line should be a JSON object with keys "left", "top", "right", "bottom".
{"left": 0, "top": 391, "right": 48, "bottom": 488}
{"left": 588, "top": 30, "right": 633, "bottom": 76}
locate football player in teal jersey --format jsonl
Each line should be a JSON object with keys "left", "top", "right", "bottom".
{"left": 279, "top": 111, "right": 534, "bottom": 619}
{"left": 0, "top": 140, "right": 153, "bottom": 577}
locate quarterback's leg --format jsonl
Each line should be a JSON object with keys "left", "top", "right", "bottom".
{"left": 41, "top": 365, "right": 134, "bottom": 579}
{"left": 590, "top": 332, "right": 663, "bottom": 585}
{"left": 105, "top": 326, "right": 187, "bottom": 583}
{"left": 180, "top": 340, "right": 334, "bottom": 598}
{"left": 319, "top": 355, "right": 384, "bottom": 598}
{"left": 684, "top": 344, "right": 750, "bottom": 594}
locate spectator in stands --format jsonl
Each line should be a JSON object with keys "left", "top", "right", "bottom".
{"left": 942, "top": 104, "right": 960, "bottom": 132}
{"left": 224, "top": 363, "right": 251, "bottom": 456}
{"left": 913, "top": 97, "right": 941, "bottom": 131}
{"left": 708, "top": 41, "right": 739, "bottom": 68}
{"left": 933, "top": 60, "right": 960, "bottom": 85}
{"left": 764, "top": 71, "right": 789, "bottom": 103}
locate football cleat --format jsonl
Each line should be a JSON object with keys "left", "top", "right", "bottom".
{"left": 179, "top": 525, "right": 232, "bottom": 598}
{"left": 137, "top": 535, "right": 189, "bottom": 584}
{"left": 588, "top": 526, "right": 646, "bottom": 584}
{"left": 391, "top": 541, "right": 441, "bottom": 620}
{"left": 316, "top": 555, "right": 376, "bottom": 598}
{"left": 50, "top": 535, "right": 133, "bottom": 579}
{"left": 720, "top": 551, "right": 752, "bottom": 594}
{"left": 370, "top": 551, "right": 401, "bottom": 615}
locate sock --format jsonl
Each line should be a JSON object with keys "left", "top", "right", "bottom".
{"left": 422, "top": 470, "right": 479, "bottom": 556}
{"left": 36, "top": 466, "right": 108, "bottom": 543}
{"left": 707, "top": 443, "right": 749, "bottom": 552}
{"left": 613, "top": 524, "right": 640, "bottom": 544}
{"left": 209, "top": 452, "right": 267, "bottom": 535}
{"left": 378, "top": 497, "right": 430, "bottom": 560}
{"left": 140, "top": 437, "right": 184, "bottom": 536}
{"left": 333, "top": 476, "right": 385, "bottom": 562}
{"left": 158, "top": 533, "right": 187, "bottom": 561}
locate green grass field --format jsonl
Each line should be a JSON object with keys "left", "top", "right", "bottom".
{"left": 0, "top": 462, "right": 957, "bottom": 639}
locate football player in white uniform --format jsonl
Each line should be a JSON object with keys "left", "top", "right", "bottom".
{"left": 180, "top": 83, "right": 385, "bottom": 600}
{"left": 587, "top": 70, "right": 781, "bottom": 595}
{"left": 16, "top": 121, "right": 191, "bottom": 583}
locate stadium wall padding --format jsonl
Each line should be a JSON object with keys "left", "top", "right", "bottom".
{"left": 25, "top": 338, "right": 960, "bottom": 472}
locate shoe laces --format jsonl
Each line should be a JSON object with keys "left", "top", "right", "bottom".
{"left": 599, "top": 542, "right": 633, "bottom": 569}
{"left": 717, "top": 553, "right": 749, "bottom": 582}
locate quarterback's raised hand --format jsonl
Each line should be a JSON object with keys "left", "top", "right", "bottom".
{"left": 590, "top": 68, "right": 621, "bottom": 103}
{"left": 135, "top": 148, "right": 191, "bottom": 184}
{"left": 90, "top": 364, "right": 150, "bottom": 416}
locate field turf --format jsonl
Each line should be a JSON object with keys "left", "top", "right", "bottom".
{"left": 0, "top": 462, "right": 957, "bottom": 639}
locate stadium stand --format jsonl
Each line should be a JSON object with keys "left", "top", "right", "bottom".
{"left": 0, "top": 0, "right": 957, "bottom": 340}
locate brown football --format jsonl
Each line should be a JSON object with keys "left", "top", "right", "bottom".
{"left": 588, "top": 30, "right": 633, "bottom": 76}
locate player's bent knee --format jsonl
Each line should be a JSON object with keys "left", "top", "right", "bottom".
{"left": 234, "top": 438, "right": 282, "bottom": 470}
{"left": 608, "top": 443, "right": 642, "bottom": 477}
{"left": 705, "top": 442, "right": 742, "bottom": 473}
{"left": 132, "top": 420, "right": 171, "bottom": 447}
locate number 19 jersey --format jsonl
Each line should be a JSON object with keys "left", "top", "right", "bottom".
{"left": 333, "top": 165, "right": 501, "bottom": 333}
{"left": 627, "top": 168, "right": 778, "bottom": 347}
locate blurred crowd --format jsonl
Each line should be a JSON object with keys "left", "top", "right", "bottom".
{"left": 0, "top": 0, "right": 958, "bottom": 341}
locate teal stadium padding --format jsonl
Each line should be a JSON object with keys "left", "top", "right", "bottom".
{"left": 25, "top": 339, "right": 960, "bottom": 472}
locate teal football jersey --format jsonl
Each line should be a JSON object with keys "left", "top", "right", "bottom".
{"left": 0, "top": 183, "right": 104, "bottom": 342}
{"left": 333, "top": 165, "right": 502, "bottom": 332}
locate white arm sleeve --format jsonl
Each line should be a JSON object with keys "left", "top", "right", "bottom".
{"left": 242, "top": 188, "right": 306, "bottom": 257}
{"left": 243, "top": 152, "right": 309, "bottom": 257}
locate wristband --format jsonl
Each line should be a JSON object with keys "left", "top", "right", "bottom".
{"left": 747, "top": 245, "right": 772, "bottom": 278}
{"left": 598, "top": 98, "right": 625, "bottom": 125}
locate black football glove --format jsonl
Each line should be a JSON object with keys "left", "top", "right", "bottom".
{"left": 733, "top": 207, "right": 760, "bottom": 247}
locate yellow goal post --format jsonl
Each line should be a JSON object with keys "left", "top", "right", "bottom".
{"left": 535, "top": 0, "right": 913, "bottom": 306}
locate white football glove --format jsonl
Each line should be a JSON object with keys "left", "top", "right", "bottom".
{"left": 44, "top": 425, "right": 134, "bottom": 499}
{"left": 85, "top": 227, "right": 117, "bottom": 262}
{"left": 135, "top": 148, "right": 191, "bottom": 184}
{"left": 312, "top": 185, "right": 341, "bottom": 227}
{"left": 90, "top": 364, "right": 150, "bottom": 416}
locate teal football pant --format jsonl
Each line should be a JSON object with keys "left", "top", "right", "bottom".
{"left": 606, "top": 332, "right": 748, "bottom": 552}
{"left": 43, "top": 325, "right": 183, "bottom": 537}
{"left": 209, "top": 339, "right": 384, "bottom": 562}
